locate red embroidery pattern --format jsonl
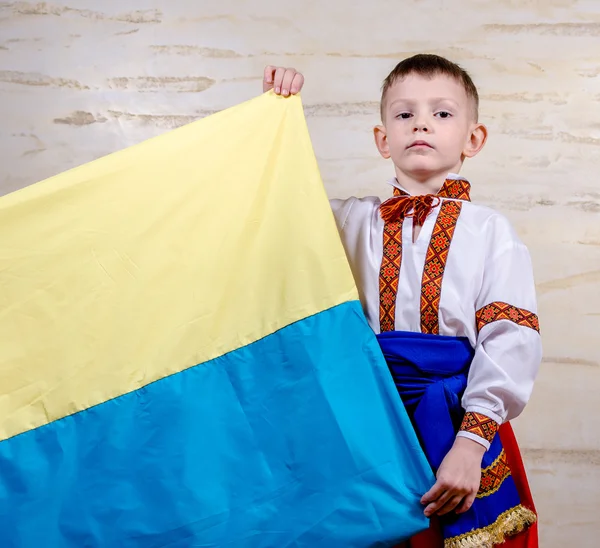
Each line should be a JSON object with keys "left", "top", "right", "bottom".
{"left": 478, "top": 450, "right": 511, "bottom": 498}
{"left": 437, "top": 178, "right": 471, "bottom": 201}
{"left": 460, "top": 411, "right": 499, "bottom": 444}
{"left": 476, "top": 302, "right": 540, "bottom": 333}
{"left": 392, "top": 178, "right": 471, "bottom": 201}
{"left": 379, "top": 220, "right": 403, "bottom": 332}
{"left": 382, "top": 178, "right": 469, "bottom": 332}
{"left": 420, "top": 200, "right": 462, "bottom": 334}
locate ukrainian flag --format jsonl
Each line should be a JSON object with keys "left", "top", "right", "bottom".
{"left": 0, "top": 92, "right": 433, "bottom": 547}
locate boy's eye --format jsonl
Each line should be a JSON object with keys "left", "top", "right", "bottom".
{"left": 396, "top": 112, "right": 413, "bottom": 119}
{"left": 435, "top": 111, "right": 452, "bottom": 118}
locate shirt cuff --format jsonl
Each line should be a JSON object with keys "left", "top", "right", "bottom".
{"left": 456, "top": 430, "right": 491, "bottom": 450}
{"left": 458, "top": 410, "right": 500, "bottom": 450}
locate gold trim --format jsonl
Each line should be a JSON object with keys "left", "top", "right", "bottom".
{"left": 445, "top": 505, "right": 537, "bottom": 548}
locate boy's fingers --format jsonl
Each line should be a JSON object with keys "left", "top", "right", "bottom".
{"left": 423, "top": 489, "right": 452, "bottom": 517}
{"left": 455, "top": 493, "right": 476, "bottom": 515}
{"left": 280, "top": 68, "right": 297, "bottom": 96}
{"left": 264, "top": 66, "right": 303, "bottom": 96}
{"left": 436, "top": 495, "right": 464, "bottom": 516}
{"left": 263, "top": 65, "right": 275, "bottom": 84}
{"left": 290, "top": 73, "right": 304, "bottom": 94}
{"left": 273, "top": 67, "right": 286, "bottom": 93}
{"left": 263, "top": 66, "right": 276, "bottom": 92}
{"left": 263, "top": 65, "right": 275, "bottom": 93}
{"left": 421, "top": 479, "right": 445, "bottom": 505}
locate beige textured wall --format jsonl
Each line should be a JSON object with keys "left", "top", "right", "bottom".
{"left": 1, "top": 1, "right": 599, "bottom": 545}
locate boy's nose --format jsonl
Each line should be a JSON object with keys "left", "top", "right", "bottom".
{"left": 413, "top": 124, "right": 429, "bottom": 133}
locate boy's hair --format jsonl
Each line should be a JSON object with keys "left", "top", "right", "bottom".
{"left": 380, "top": 54, "right": 479, "bottom": 121}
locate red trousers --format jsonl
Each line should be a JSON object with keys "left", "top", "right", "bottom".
{"left": 401, "top": 423, "right": 538, "bottom": 548}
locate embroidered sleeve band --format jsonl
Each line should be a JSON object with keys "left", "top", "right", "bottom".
{"left": 475, "top": 302, "right": 540, "bottom": 334}
{"left": 460, "top": 411, "right": 499, "bottom": 444}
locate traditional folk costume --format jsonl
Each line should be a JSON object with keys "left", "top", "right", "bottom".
{"left": 331, "top": 175, "right": 542, "bottom": 548}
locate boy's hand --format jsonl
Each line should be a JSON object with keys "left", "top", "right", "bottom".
{"left": 263, "top": 66, "right": 304, "bottom": 97}
{"left": 421, "top": 437, "right": 485, "bottom": 517}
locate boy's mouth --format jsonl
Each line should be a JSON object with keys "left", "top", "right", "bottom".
{"left": 407, "top": 140, "right": 433, "bottom": 149}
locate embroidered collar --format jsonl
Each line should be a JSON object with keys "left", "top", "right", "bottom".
{"left": 389, "top": 174, "right": 471, "bottom": 202}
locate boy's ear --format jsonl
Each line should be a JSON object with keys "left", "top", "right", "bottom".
{"left": 463, "top": 123, "right": 488, "bottom": 159}
{"left": 374, "top": 125, "right": 391, "bottom": 159}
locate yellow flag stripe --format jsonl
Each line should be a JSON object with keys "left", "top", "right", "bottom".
{"left": 0, "top": 92, "right": 358, "bottom": 441}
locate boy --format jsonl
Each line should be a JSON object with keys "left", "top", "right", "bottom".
{"left": 262, "top": 55, "right": 542, "bottom": 548}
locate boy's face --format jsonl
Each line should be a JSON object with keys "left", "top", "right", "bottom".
{"left": 375, "top": 74, "right": 486, "bottom": 183}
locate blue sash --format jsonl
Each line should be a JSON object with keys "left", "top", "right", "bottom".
{"left": 377, "top": 330, "right": 527, "bottom": 545}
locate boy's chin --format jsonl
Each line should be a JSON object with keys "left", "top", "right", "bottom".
{"left": 399, "top": 163, "right": 450, "bottom": 178}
